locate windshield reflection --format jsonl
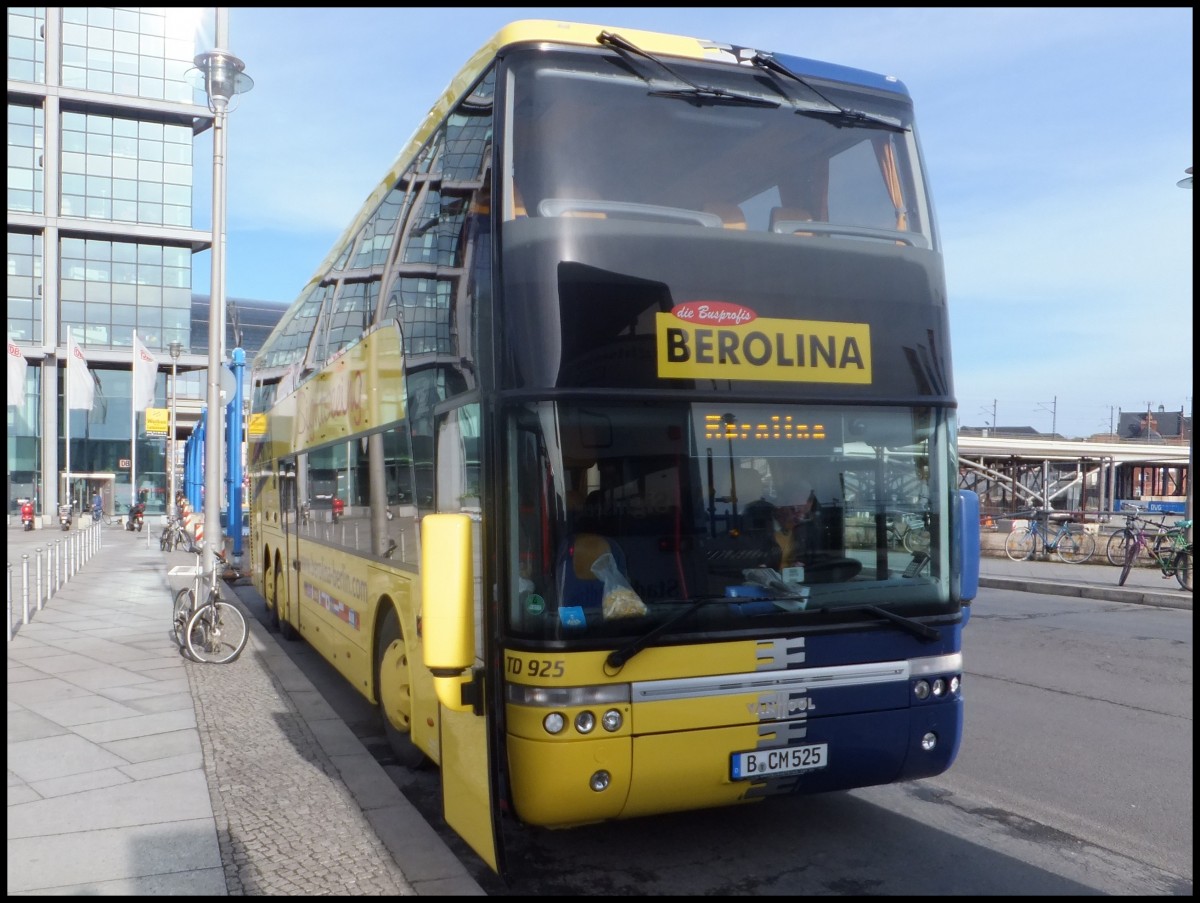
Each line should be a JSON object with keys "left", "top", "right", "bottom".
{"left": 506, "top": 401, "right": 953, "bottom": 641}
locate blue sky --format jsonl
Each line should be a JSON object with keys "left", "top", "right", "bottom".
{"left": 200, "top": 7, "right": 1192, "bottom": 440}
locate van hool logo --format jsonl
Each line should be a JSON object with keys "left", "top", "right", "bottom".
{"left": 657, "top": 305, "right": 871, "bottom": 385}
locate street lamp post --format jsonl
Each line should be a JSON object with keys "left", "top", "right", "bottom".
{"left": 1178, "top": 167, "right": 1192, "bottom": 544}
{"left": 168, "top": 341, "right": 182, "bottom": 519}
{"left": 193, "top": 10, "right": 252, "bottom": 574}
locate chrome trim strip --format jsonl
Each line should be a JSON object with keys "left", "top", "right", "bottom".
{"left": 632, "top": 660, "right": 909, "bottom": 703}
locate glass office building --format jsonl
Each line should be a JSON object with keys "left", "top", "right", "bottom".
{"left": 7, "top": 8, "right": 283, "bottom": 520}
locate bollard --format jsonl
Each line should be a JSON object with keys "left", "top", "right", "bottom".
{"left": 66, "top": 533, "right": 73, "bottom": 580}
{"left": 52, "top": 540, "right": 60, "bottom": 596}
{"left": 22, "top": 554, "right": 31, "bottom": 625}
{"left": 7, "top": 562, "right": 13, "bottom": 642}
{"left": 56, "top": 538, "right": 63, "bottom": 591}
{"left": 35, "top": 547, "right": 44, "bottom": 612}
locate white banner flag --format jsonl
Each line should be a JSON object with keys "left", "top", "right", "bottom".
{"left": 132, "top": 331, "right": 159, "bottom": 412}
{"left": 67, "top": 335, "right": 95, "bottom": 411}
{"left": 7, "top": 335, "right": 27, "bottom": 409}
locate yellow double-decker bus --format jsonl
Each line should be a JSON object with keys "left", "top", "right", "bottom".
{"left": 248, "top": 19, "right": 981, "bottom": 876}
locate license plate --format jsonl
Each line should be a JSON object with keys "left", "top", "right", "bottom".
{"left": 731, "top": 743, "right": 828, "bottom": 780}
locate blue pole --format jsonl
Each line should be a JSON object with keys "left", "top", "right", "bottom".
{"left": 226, "top": 349, "right": 245, "bottom": 556}
{"left": 183, "top": 419, "right": 194, "bottom": 509}
{"left": 188, "top": 412, "right": 205, "bottom": 512}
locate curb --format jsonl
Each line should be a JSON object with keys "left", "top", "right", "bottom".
{"left": 978, "top": 576, "right": 1192, "bottom": 611}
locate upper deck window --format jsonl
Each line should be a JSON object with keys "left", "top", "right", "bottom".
{"left": 502, "top": 49, "right": 935, "bottom": 250}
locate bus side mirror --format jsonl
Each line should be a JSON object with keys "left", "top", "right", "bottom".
{"left": 420, "top": 513, "right": 476, "bottom": 712}
{"left": 954, "top": 490, "right": 981, "bottom": 607}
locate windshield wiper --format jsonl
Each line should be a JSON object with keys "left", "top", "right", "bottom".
{"left": 749, "top": 51, "right": 906, "bottom": 132}
{"left": 606, "top": 592, "right": 937, "bottom": 670}
{"left": 813, "top": 604, "right": 939, "bottom": 641}
{"left": 598, "top": 31, "right": 778, "bottom": 108}
{"left": 606, "top": 595, "right": 730, "bottom": 670}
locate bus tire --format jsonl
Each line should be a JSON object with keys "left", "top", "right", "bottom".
{"left": 376, "top": 608, "right": 427, "bottom": 768}
{"left": 272, "top": 566, "right": 298, "bottom": 641}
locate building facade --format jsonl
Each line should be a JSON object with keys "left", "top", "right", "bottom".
{"left": 7, "top": 7, "right": 283, "bottom": 521}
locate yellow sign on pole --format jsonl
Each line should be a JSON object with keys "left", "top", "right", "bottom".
{"left": 248, "top": 412, "right": 267, "bottom": 436}
{"left": 145, "top": 407, "right": 169, "bottom": 436}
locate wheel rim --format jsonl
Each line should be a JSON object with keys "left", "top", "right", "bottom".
{"left": 187, "top": 602, "right": 247, "bottom": 663}
{"left": 379, "top": 635, "right": 413, "bottom": 734}
{"left": 173, "top": 589, "right": 193, "bottom": 646}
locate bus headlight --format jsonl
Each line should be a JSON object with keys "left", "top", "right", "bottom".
{"left": 950, "top": 675, "right": 961, "bottom": 694}
{"left": 601, "top": 709, "right": 623, "bottom": 732}
{"left": 589, "top": 770, "right": 611, "bottom": 792}
{"left": 920, "top": 732, "right": 937, "bottom": 751}
{"left": 574, "top": 711, "right": 596, "bottom": 734}
{"left": 543, "top": 712, "right": 565, "bottom": 734}
{"left": 931, "top": 678, "right": 946, "bottom": 697}
{"left": 913, "top": 680, "right": 930, "bottom": 700}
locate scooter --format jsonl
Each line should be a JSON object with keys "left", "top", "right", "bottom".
{"left": 125, "top": 502, "right": 145, "bottom": 532}
{"left": 21, "top": 501, "right": 34, "bottom": 531}
{"left": 59, "top": 503, "right": 73, "bottom": 531}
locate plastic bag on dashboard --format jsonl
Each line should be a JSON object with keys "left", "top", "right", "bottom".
{"left": 591, "top": 552, "right": 647, "bottom": 619}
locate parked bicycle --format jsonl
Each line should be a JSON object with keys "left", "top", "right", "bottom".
{"left": 888, "top": 511, "right": 931, "bottom": 553}
{"left": 160, "top": 513, "right": 195, "bottom": 553}
{"left": 1004, "top": 508, "right": 1096, "bottom": 564}
{"left": 1117, "top": 516, "right": 1192, "bottom": 591}
{"left": 172, "top": 550, "right": 248, "bottom": 664}
{"left": 1104, "top": 506, "right": 1166, "bottom": 566}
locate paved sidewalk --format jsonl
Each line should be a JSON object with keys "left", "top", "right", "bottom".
{"left": 7, "top": 524, "right": 483, "bottom": 896}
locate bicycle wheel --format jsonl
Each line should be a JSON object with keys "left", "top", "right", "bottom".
{"left": 1173, "top": 548, "right": 1191, "bottom": 591}
{"left": 172, "top": 587, "right": 194, "bottom": 648}
{"left": 1118, "top": 539, "right": 1140, "bottom": 586}
{"left": 1105, "top": 530, "right": 1134, "bottom": 566}
{"left": 185, "top": 599, "right": 248, "bottom": 664}
{"left": 1004, "top": 528, "right": 1036, "bottom": 561}
{"left": 903, "top": 526, "right": 931, "bottom": 554}
{"left": 1056, "top": 529, "right": 1095, "bottom": 564}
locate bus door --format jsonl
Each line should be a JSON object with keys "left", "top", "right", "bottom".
{"left": 278, "top": 455, "right": 302, "bottom": 631}
{"left": 425, "top": 400, "right": 504, "bottom": 873}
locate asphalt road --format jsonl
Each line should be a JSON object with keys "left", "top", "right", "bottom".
{"left": 222, "top": 576, "right": 1191, "bottom": 895}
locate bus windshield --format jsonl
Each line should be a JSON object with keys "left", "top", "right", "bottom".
{"left": 506, "top": 400, "right": 955, "bottom": 642}
{"left": 504, "top": 47, "right": 934, "bottom": 247}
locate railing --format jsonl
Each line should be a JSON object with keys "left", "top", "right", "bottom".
{"left": 7, "top": 520, "right": 103, "bottom": 642}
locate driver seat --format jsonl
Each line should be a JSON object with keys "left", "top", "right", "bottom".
{"left": 557, "top": 533, "right": 628, "bottom": 610}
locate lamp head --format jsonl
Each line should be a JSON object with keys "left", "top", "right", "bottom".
{"left": 190, "top": 50, "right": 253, "bottom": 113}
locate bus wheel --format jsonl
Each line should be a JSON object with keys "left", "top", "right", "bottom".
{"left": 376, "top": 608, "right": 427, "bottom": 767}
{"left": 273, "top": 567, "right": 298, "bottom": 641}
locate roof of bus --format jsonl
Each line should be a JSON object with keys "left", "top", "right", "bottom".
{"left": 271, "top": 19, "right": 911, "bottom": 358}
